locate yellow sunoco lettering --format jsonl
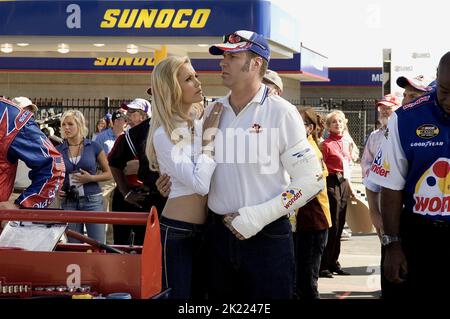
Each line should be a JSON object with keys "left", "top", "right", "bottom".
{"left": 134, "top": 9, "right": 157, "bottom": 28}
{"left": 190, "top": 9, "right": 210, "bottom": 28}
{"left": 154, "top": 9, "right": 175, "bottom": 28}
{"left": 173, "top": 9, "right": 192, "bottom": 28}
{"left": 134, "top": 58, "right": 147, "bottom": 66}
{"left": 94, "top": 58, "right": 106, "bottom": 66}
{"left": 106, "top": 58, "right": 121, "bottom": 66}
{"left": 100, "top": 9, "right": 120, "bottom": 28}
{"left": 93, "top": 58, "right": 156, "bottom": 67}
{"left": 101, "top": 8, "right": 210, "bottom": 29}
{"left": 118, "top": 9, "right": 139, "bottom": 28}
{"left": 118, "top": 58, "right": 134, "bottom": 66}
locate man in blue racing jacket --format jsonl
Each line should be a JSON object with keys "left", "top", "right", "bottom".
{"left": 368, "top": 52, "right": 450, "bottom": 297}
{"left": 0, "top": 98, "right": 65, "bottom": 210}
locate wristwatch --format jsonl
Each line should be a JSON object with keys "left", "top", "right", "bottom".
{"left": 381, "top": 234, "right": 401, "bottom": 246}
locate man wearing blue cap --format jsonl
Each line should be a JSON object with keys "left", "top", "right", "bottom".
{"left": 203, "top": 30, "right": 324, "bottom": 299}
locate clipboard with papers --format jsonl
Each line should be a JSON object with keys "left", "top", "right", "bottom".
{"left": 0, "top": 222, "right": 67, "bottom": 251}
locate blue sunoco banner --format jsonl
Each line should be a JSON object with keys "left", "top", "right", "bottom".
{"left": 0, "top": 55, "right": 329, "bottom": 81}
{"left": 0, "top": 0, "right": 270, "bottom": 37}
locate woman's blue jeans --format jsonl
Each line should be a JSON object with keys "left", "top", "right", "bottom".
{"left": 62, "top": 193, "right": 105, "bottom": 244}
{"left": 160, "top": 216, "right": 206, "bottom": 299}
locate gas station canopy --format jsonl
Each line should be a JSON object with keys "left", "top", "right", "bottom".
{"left": 0, "top": 0, "right": 328, "bottom": 81}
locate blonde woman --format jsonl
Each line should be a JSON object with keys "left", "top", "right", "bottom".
{"left": 319, "top": 110, "right": 354, "bottom": 277}
{"left": 57, "top": 110, "right": 112, "bottom": 244}
{"left": 146, "top": 56, "right": 223, "bottom": 299}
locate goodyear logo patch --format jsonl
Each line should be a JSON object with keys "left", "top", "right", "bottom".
{"left": 416, "top": 124, "right": 439, "bottom": 139}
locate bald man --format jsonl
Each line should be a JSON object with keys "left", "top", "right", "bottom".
{"left": 367, "top": 52, "right": 450, "bottom": 298}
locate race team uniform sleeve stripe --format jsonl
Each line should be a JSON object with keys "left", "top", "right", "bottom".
{"left": 9, "top": 120, "right": 65, "bottom": 208}
{"left": 125, "top": 129, "right": 138, "bottom": 158}
{"left": 367, "top": 112, "right": 408, "bottom": 191}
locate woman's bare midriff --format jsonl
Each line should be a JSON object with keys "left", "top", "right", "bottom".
{"left": 161, "top": 193, "right": 208, "bottom": 225}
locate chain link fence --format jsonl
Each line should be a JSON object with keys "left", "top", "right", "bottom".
{"left": 28, "top": 96, "right": 377, "bottom": 160}
{"left": 291, "top": 98, "right": 378, "bottom": 158}
{"left": 31, "top": 97, "right": 127, "bottom": 138}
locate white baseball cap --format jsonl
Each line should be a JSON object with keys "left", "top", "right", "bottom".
{"left": 263, "top": 69, "right": 284, "bottom": 93}
{"left": 121, "top": 98, "right": 152, "bottom": 117}
{"left": 11, "top": 96, "right": 38, "bottom": 113}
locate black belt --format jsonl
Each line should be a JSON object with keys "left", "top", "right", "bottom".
{"left": 207, "top": 209, "right": 288, "bottom": 224}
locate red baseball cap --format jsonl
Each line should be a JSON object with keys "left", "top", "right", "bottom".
{"left": 376, "top": 94, "right": 400, "bottom": 109}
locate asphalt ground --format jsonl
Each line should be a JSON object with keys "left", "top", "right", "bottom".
{"left": 318, "top": 163, "right": 382, "bottom": 299}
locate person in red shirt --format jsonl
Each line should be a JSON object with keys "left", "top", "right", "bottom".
{"left": 319, "top": 110, "right": 354, "bottom": 278}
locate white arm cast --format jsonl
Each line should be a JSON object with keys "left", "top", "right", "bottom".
{"left": 232, "top": 139, "right": 325, "bottom": 239}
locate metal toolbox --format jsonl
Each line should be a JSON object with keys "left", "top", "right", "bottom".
{"left": 0, "top": 207, "right": 161, "bottom": 299}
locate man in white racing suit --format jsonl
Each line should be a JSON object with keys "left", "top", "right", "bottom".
{"left": 204, "top": 30, "right": 324, "bottom": 299}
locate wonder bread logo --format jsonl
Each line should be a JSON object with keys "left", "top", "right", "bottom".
{"left": 370, "top": 149, "right": 390, "bottom": 178}
{"left": 282, "top": 189, "right": 302, "bottom": 209}
{"left": 414, "top": 158, "right": 450, "bottom": 215}
{"left": 416, "top": 124, "right": 439, "bottom": 139}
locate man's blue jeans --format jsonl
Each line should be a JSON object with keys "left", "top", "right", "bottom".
{"left": 62, "top": 193, "right": 105, "bottom": 244}
{"left": 206, "top": 211, "right": 295, "bottom": 299}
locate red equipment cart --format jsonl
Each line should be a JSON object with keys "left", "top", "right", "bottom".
{"left": 0, "top": 207, "right": 162, "bottom": 299}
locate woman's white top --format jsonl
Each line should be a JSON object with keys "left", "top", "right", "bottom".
{"left": 153, "top": 118, "right": 217, "bottom": 199}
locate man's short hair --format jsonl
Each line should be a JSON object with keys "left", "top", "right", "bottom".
{"left": 246, "top": 51, "right": 268, "bottom": 78}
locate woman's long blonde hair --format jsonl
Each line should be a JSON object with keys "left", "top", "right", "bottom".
{"left": 60, "top": 110, "right": 89, "bottom": 139}
{"left": 145, "top": 56, "right": 203, "bottom": 172}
